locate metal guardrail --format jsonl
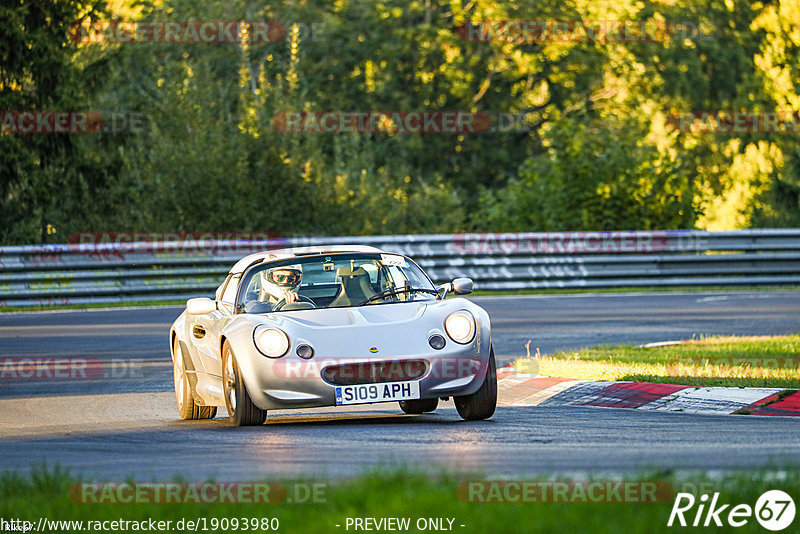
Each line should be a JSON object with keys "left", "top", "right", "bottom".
{"left": 0, "top": 229, "right": 799, "bottom": 307}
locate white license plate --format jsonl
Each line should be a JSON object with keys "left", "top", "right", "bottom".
{"left": 335, "top": 381, "right": 420, "bottom": 405}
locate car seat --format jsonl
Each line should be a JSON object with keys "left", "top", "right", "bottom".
{"left": 329, "top": 266, "right": 375, "bottom": 307}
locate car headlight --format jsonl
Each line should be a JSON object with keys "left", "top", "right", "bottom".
{"left": 445, "top": 311, "right": 476, "bottom": 344}
{"left": 254, "top": 327, "right": 290, "bottom": 358}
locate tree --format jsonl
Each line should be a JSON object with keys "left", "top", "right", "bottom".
{"left": 0, "top": 0, "right": 113, "bottom": 244}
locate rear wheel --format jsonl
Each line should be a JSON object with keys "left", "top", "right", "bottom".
{"left": 454, "top": 348, "right": 497, "bottom": 421}
{"left": 173, "top": 339, "right": 216, "bottom": 420}
{"left": 399, "top": 398, "right": 438, "bottom": 414}
{"left": 222, "top": 341, "right": 267, "bottom": 426}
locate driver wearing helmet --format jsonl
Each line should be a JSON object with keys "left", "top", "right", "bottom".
{"left": 260, "top": 265, "right": 302, "bottom": 306}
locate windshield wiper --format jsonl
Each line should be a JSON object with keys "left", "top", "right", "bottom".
{"left": 357, "top": 287, "right": 439, "bottom": 306}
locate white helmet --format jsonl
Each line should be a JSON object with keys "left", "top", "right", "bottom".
{"left": 260, "top": 265, "right": 302, "bottom": 301}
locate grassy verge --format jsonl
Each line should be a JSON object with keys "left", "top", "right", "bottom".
{"left": 2, "top": 467, "right": 799, "bottom": 533}
{"left": 470, "top": 284, "right": 800, "bottom": 297}
{"left": 0, "top": 300, "right": 186, "bottom": 313}
{"left": 514, "top": 335, "right": 800, "bottom": 388}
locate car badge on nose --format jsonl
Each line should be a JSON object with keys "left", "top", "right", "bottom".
{"left": 369, "top": 346, "right": 379, "bottom": 353}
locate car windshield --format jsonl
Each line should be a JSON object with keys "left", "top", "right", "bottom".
{"left": 237, "top": 253, "right": 438, "bottom": 313}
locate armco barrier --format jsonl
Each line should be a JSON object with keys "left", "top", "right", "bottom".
{"left": 0, "top": 229, "right": 798, "bottom": 307}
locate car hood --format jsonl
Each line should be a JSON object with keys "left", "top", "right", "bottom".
{"left": 232, "top": 298, "right": 483, "bottom": 359}
{"left": 266, "top": 301, "right": 429, "bottom": 328}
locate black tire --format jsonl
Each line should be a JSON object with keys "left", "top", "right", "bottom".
{"left": 173, "top": 339, "right": 216, "bottom": 420}
{"left": 222, "top": 341, "right": 267, "bottom": 426}
{"left": 454, "top": 348, "right": 497, "bottom": 421}
{"left": 399, "top": 398, "right": 439, "bottom": 414}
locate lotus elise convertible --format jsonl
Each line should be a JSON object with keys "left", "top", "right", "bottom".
{"left": 169, "top": 245, "right": 496, "bottom": 425}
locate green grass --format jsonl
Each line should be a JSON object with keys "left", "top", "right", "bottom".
{"left": 0, "top": 300, "right": 186, "bottom": 313}
{"left": 470, "top": 284, "right": 800, "bottom": 296}
{"left": 514, "top": 335, "right": 800, "bottom": 388}
{"left": 2, "top": 467, "right": 799, "bottom": 533}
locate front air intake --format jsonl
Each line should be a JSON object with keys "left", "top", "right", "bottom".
{"left": 321, "top": 359, "right": 428, "bottom": 386}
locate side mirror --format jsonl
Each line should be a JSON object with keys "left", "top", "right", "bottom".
{"left": 186, "top": 297, "right": 216, "bottom": 315}
{"left": 451, "top": 277, "right": 474, "bottom": 295}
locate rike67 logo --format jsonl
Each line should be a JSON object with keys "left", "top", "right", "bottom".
{"left": 668, "top": 490, "right": 796, "bottom": 531}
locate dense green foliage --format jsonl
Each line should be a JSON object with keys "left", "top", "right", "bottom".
{"left": 2, "top": 0, "right": 799, "bottom": 244}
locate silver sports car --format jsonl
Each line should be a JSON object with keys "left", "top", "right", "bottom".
{"left": 169, "top": 245, "right": 496, "bottom": 426}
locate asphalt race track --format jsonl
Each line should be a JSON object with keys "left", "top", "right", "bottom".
{"left": 1, "top": 291, "right": 799, "bottom": 480}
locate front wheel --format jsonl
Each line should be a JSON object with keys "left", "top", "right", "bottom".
{"left": 454, "top": 348, "right": 497, "bottom": 421}
{"left": 173, "top": 339, "right": 216, "bottom": 420}
{"left": 222, "top": 341, "right": 267, "bottom": 426}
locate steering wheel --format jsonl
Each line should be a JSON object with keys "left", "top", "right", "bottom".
{"left": 273, "top": 294, "right": 317, "bottom": 311}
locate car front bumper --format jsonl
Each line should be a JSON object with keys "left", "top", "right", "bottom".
{"left": 234, "top": 339, "right": 490, "bottom": 411}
